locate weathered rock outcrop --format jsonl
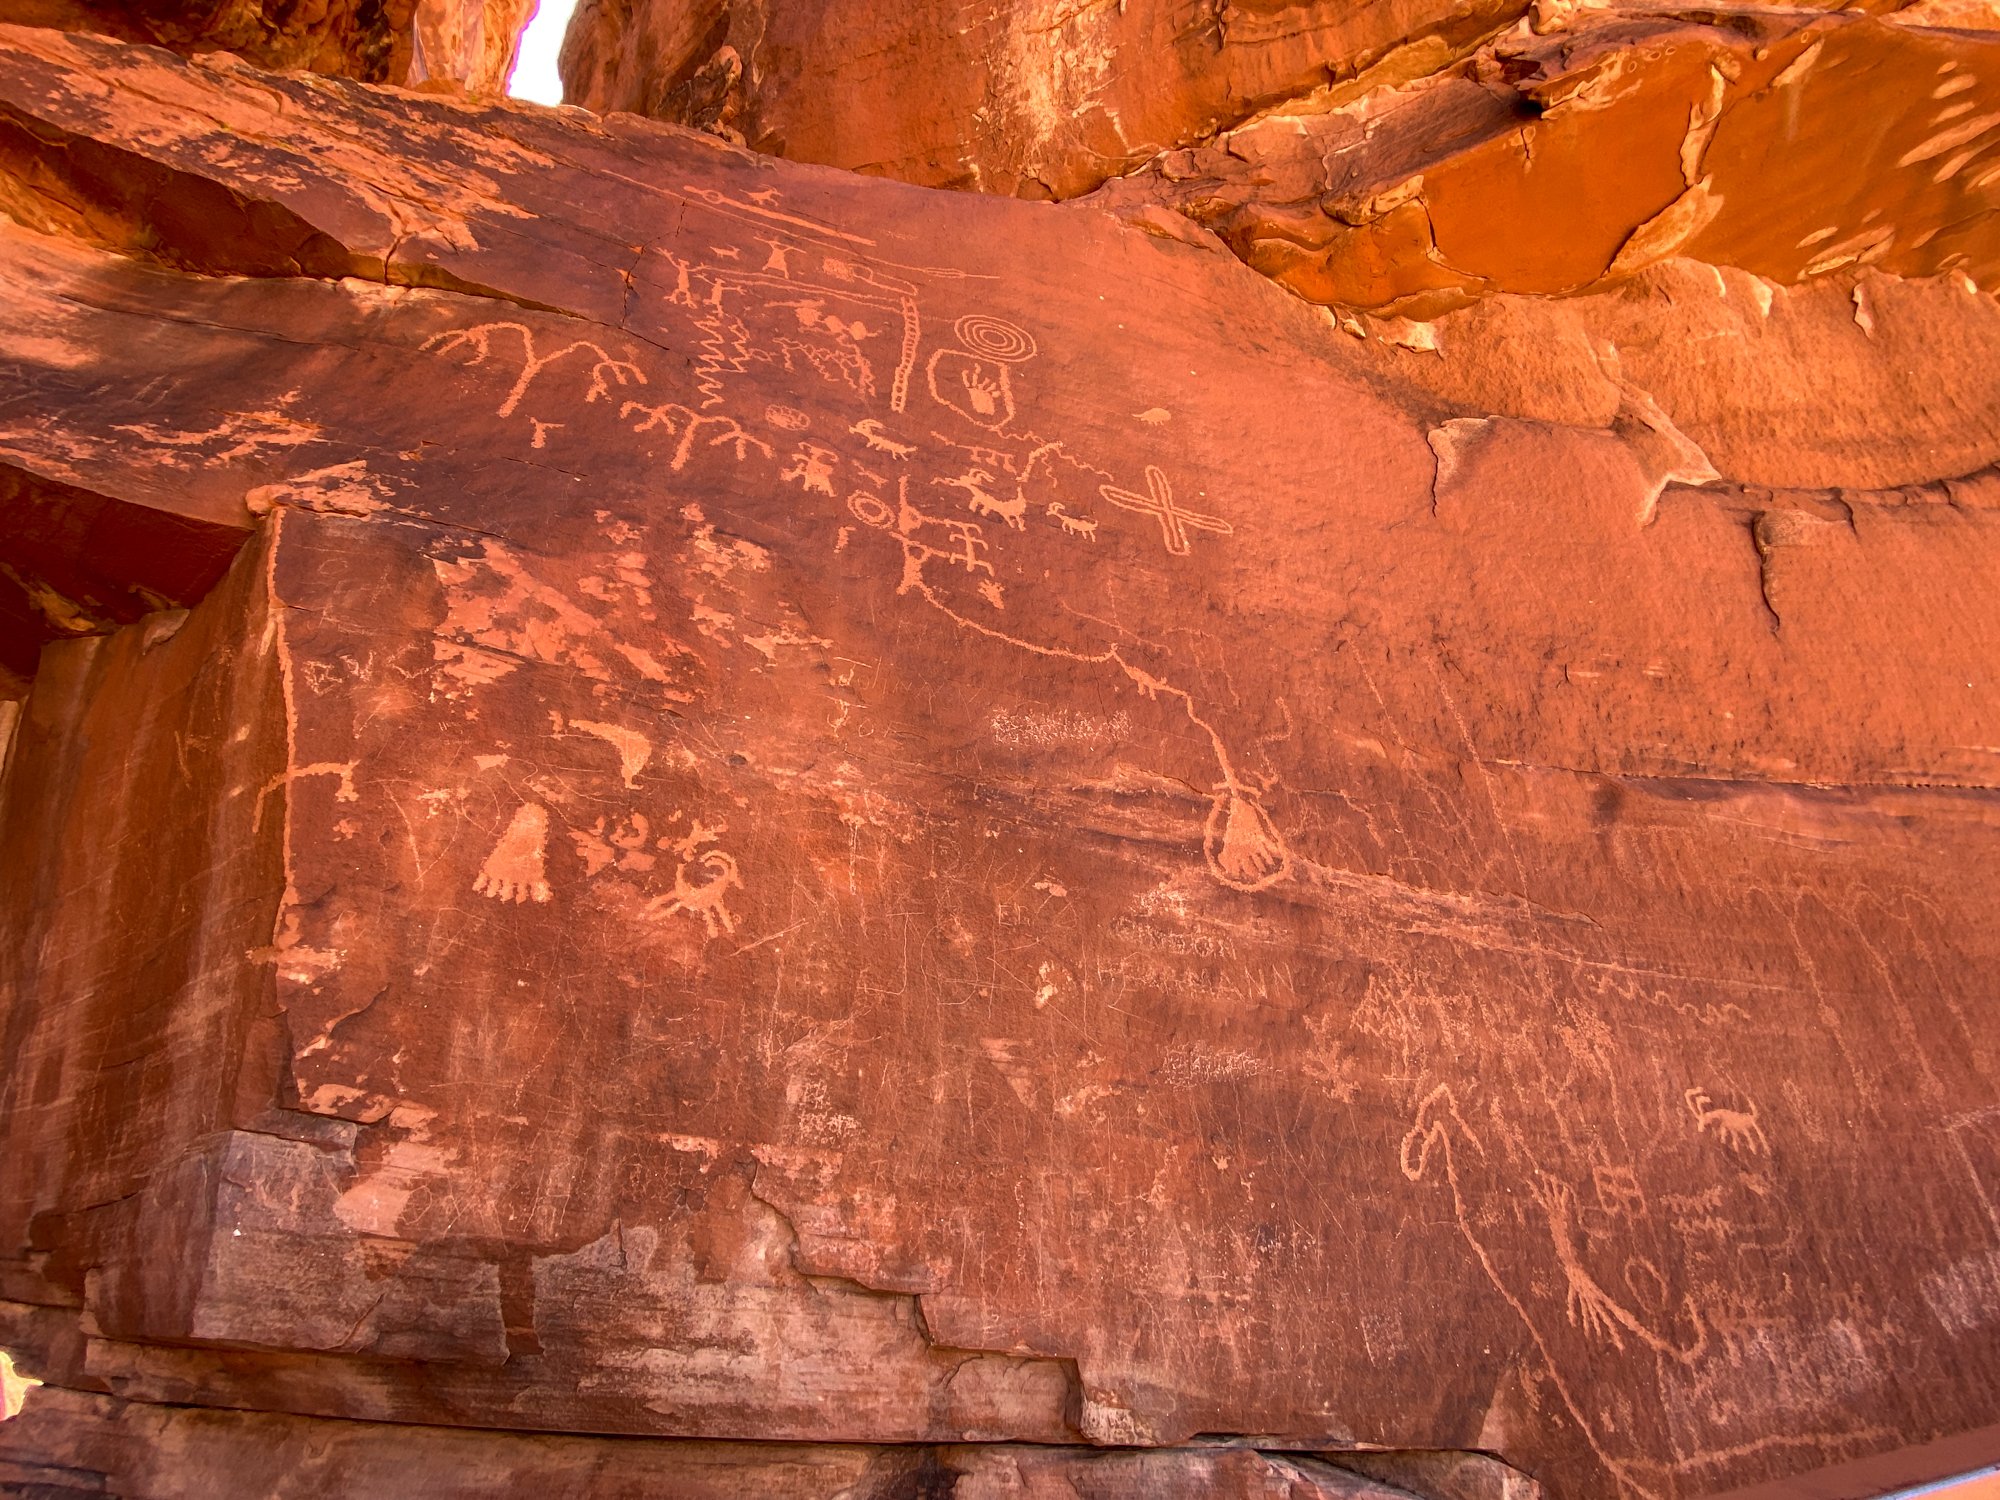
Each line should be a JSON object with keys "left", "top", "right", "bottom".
{"left": 558, "top": 0, "right": 2000, "bottom": 319}
{"left": 557, "top": 0, "right": 1531, "bottom": 197}
{"left": 0, "top": 0, "right": 531, "bottom": 87}
{"left": 1105, "top": 9, "right": 2000, "bottom": 313}
{"left": 1, "top": 15, "right": 1998, "bottom": 1500}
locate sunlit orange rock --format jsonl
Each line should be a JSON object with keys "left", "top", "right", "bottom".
{"left": 558, "top": 0, "right": 1534, "bottom": 197}
{"left": 0, "top": 0, "right": 529, "bottom": 85}
{"left": 1107, "top": 11, "right": 2000, "bottom": 313}
{"left": 1, "top": 18, "right": 1998, "bottom": 1500}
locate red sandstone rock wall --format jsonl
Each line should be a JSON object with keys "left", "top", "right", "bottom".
{"left": 0, "top": 11, "right": 1997, "bottom": 1500}
{"left": 558, "top": 0, "right": 1531, "bottom": 196}
{"left": 0, "top": 0, "right": 532, "bottom": 87}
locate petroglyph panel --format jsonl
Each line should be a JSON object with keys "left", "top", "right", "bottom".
{"left": 1, "top": 30, "right": 1998, "bottom": 1500}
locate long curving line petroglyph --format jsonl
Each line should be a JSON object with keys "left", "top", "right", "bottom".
{"left": 844, "top": 474, "right": 1289, "bottom": 892}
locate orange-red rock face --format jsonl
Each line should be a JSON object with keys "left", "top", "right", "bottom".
{"left": 0, "top": 0, "right": 530, "bottom": 86}
{"left": 559, "top": 0, "right": 2000, "bottom": 316}
{"left": 558, "top": 0, "right": 1532, "bottom": 196}
{"left": 1107, "top": 10, "right": 2000, "bottom": 314}
{"left": 1, "top": 16, "right": 1999, "bottom": 1500}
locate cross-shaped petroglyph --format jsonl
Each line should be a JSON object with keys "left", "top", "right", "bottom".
{"left": 1098, "top": 464, "right": 1232, "bottom": 556}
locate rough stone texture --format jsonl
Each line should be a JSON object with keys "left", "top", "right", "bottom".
{"left": 1, "top": 17, "right": 1999, "bottom": 1500}
{"left": 557, "top": 0, "right": 1534, "bottom": 196}
{"left": 1104, "top": 9, "right": 2000, "bottom": 314}
{"left": 410, "top": 0, "right": 538, "bottom": 93}
{"left": 0, "top": 1385, "right": 1453, "bottom": 1499}
{"left": 0, "top": 0, "right": 530, "bottom": 87}
{"left": 556, "top": 0, "right": 2000, "bottom": 320}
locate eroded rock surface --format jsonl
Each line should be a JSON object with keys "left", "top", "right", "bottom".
{"left": 0, "top": 20, "right": 1998, "bottom": 1500}
{"left": 556, "top": 0, "right": 2000, "bottom": 319}
{"left": 1108, "top": 9, "right": 2000, "bottom": 313}
{"left": 557, "top": 0, "right": 1530, "bottom": 197}
{"left": 0, "top": 0, "right": 530, "bottom": 86}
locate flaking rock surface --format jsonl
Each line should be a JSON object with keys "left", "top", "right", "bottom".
{"left": 0, "top": 21, "right": 1998, "bottom": 1500}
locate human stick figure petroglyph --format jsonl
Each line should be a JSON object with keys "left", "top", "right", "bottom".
{"left": 422, "top": 288, "right": 1281, "bottom": 894}
{"left": 782, "top": 443, "right": 840, "bottom": 496}
{"left": 1685, "top": 1089, "right": 1770, "bottom": 1156}
{"left": 424, "top": 322, "right": 646, "bottom": 420}
{"left": 1098, "top": 464, "right": 1234, "bottom": 557}
{"left": 659, "top": 201, "right": 923, "bottom": 412}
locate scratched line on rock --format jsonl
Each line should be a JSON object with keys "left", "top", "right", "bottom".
{"left": 238, "top": 164, "right": 1977, "bottom": 1500}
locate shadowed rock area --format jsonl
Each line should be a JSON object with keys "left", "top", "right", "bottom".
{"left": 0, "top": 0, "right": 534, "bottom": 88}
{"left": 0, "top": 7, "right": 1996, "bottom": 1499}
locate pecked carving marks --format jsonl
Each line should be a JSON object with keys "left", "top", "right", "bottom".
{"left": 841, "top": 473, "right": 1289, "bottom": 892}
{"left": 424, "top": 322, "right": 646, "bottom": 420}
{"left": 415, "top": 246, "right": 1293, "bottom": 895}
{"left": 473, "top": 801, "right": 552, "bottom": 904}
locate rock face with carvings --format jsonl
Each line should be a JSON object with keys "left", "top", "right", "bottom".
{"left": 1, "top": 10, "right": 1999, "bottom": 1500}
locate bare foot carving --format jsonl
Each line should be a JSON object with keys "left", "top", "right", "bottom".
{"left": 474, "top": 802, "right": 553, "bottom": 904}
{"left": 1205, "top": 789, "right": 1290, "bottom": 892}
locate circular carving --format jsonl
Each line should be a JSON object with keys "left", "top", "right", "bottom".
{"left": 953, "top": 314, "right": 1037, "bottom": 364}
{"left": 848, "top": 492, "right": 895, "bottom": 529}
{"left": 764, "top": 404, "right": 812, "bottom": 432}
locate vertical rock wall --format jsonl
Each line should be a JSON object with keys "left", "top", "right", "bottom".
{"left": 0, "top": 9, "right": 1997, "bottom": 1500}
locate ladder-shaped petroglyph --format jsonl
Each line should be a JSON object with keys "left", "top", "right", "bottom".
{"left": 412, "top": 255, "right": 1287, "bottom": 894}
{"left": 660, "top": 194, "right": 925, "bottom": 413}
